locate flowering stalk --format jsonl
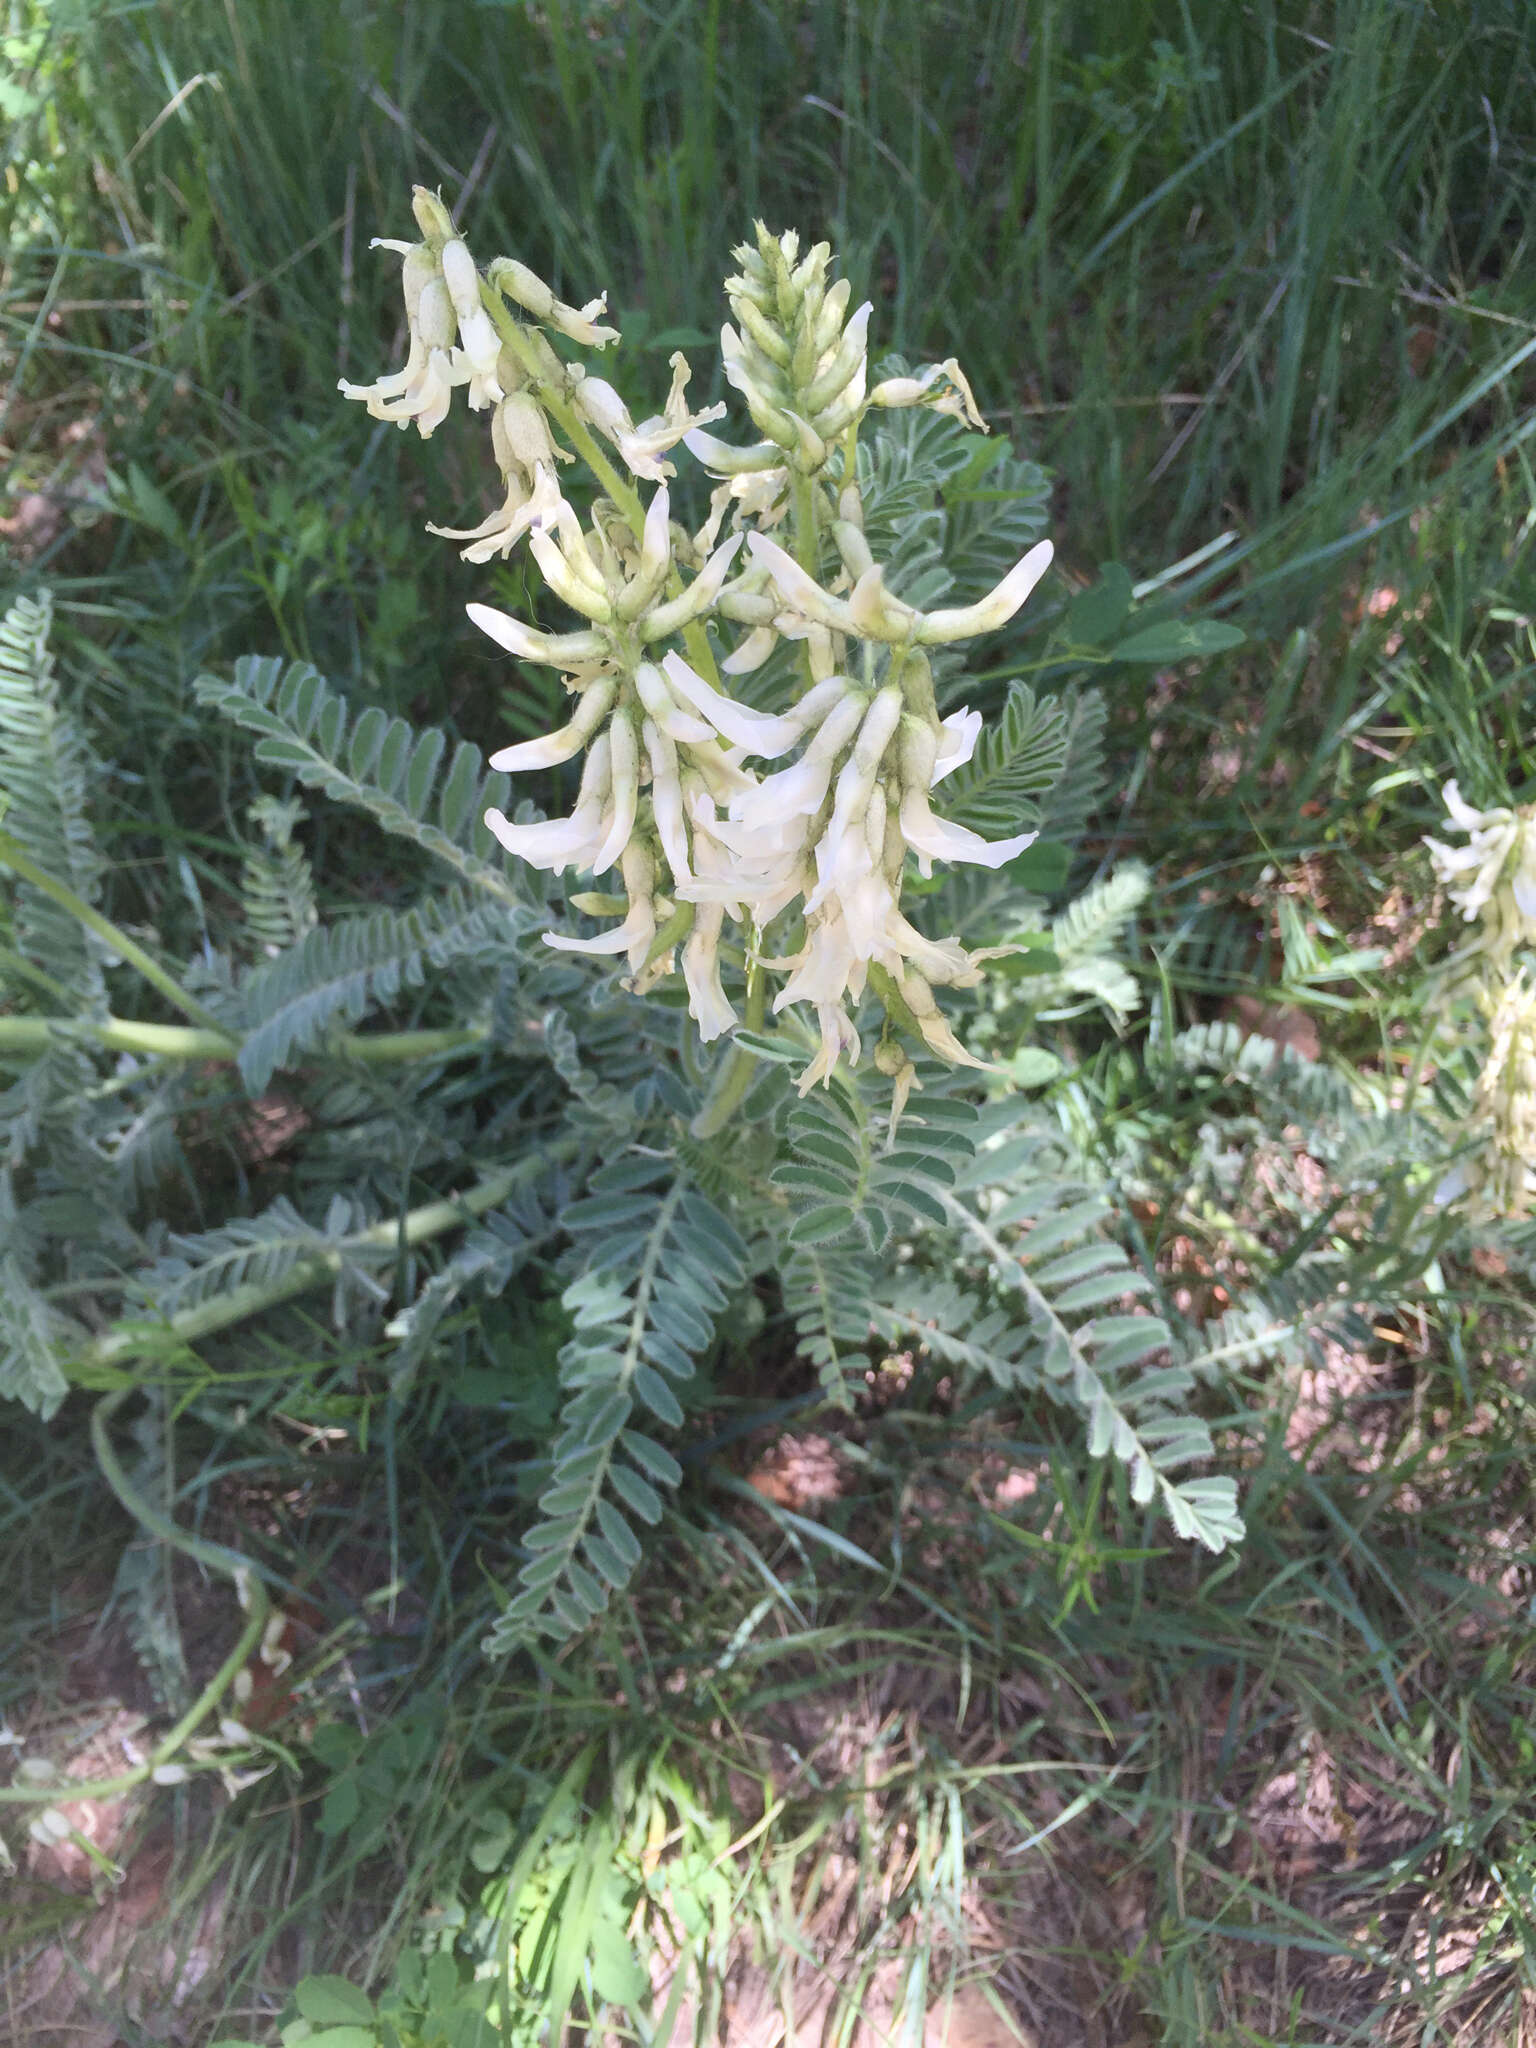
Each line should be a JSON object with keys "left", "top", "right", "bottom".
{"left": 341, "top": 199, "right": 1058, "bottom": 1102}
{"left": 1424, "top": 780, "right": 1536, "bottom": 1217}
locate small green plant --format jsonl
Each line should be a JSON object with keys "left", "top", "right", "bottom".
{"left": 0, "top": 197, "right": 1262, "bottom": 1807}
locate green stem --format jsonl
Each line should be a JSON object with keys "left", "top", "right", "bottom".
{"left": 790, "top": 472, "right": 819, "bottom": 574}
{"left": 480, "top": 289, "right": 722, "bottom": 685}
{"left": 79, "top": 1143, "right": 581, "bottom": 1373}
{"left": 0, "top": 830, "right": 224, "bottom": 1032}
{"left": 689, "top": 959, "right": 768, "bottom": 1140}
{"left": 0, "top": 1013, "right": 490, "bottom": 1068}
{"left": 0, "top": 1386, "right": 268, "bottom": 1809}
{"left": 788, "top": 471, "right": 821, "bottom": 688}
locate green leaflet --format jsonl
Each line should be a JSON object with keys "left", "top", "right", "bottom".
{"left": 484, "top": 1178, "right": 748, "bottom": 1653}
{"left": 193, "top": 657, "right": 527, "bottom": 907}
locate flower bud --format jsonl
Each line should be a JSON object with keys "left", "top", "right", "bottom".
{"left": 914, "top": 539, "right": 1054, "bottom": 644}
{"left": 410, "top": 185, "right": 457, "bottom": 243}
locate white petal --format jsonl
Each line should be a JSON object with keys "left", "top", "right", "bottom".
{"left": 1440, "top": 780, "right": 1488, "bottom": 832}
{"left": 634, "top": 661, "right": 716, "bottom": 745}
{"left": 915, "top": 539, "right": 1055, "bottom": 643}
{"left": 590, "top": 714, "right": 639, "bottom": 874}
{"left": 483, "top": 805, "right": 603, "bottom": 870}
{"left": 660, "top": 651, "right": 804, "bottom": 757}
{"left": 466, "top": 602, "right": 606, "bottom": 667}
{"left": 543, "top": 923, "right": 638, "bottom": 955}
{"left": 932, "top": 708, "right": 982, "bottom": 783}
{"left": 683, "top": 901, "right": 736, "bottom": 1040}
{"left": 488, "top": 678, "right": 616, "bottom": 771}
{"left": 722, "top": 625, "right": 779, "bottom": 675}
{"left": 900, "top": 786, "right": 1037, "bottom": 871}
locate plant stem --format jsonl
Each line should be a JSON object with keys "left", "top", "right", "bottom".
{"left": 79, "top": 1142, "right": 582, "bottom": 1372}
{"left": 0, "top": 1013, "right": 490, "bottom": 1067}
{"left": 790, "top": 472, "right": 819, "bottom": 573}
{"left": 480, "top": 287, "right": 723, "bottom": 684}
{"left": 689, "top": 958, "right": 768, "bottom": 1139}
{"left": 0, "top": 1386, "right": 269, "bottom": 1809}
{"left": 0, "top": 830, "right": 225, "bottom": 1032}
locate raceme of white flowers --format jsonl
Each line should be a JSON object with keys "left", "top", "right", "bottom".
{"left": 341, "top": 198, "right": 1054, "bottom": 1096}
{"left": 1425, "top": 780, "right": 1536, "bottom": 1217}
{"left": 1424, "top": 779, "right": 1536, "bottom": 973}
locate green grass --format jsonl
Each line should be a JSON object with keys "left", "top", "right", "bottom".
{"left": 6, "top": 1, "right": 1536, "bottom": 2043}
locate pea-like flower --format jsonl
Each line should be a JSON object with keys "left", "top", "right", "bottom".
{"left": 1425, "top": 779, "right": 1536, "bottom": 971}
{"left": 745, "top": 531, "right": 1055, "bottom": 647}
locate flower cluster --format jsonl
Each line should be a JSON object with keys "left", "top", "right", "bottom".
{"left": 1424, "top": 779, "right": 1536, "bottom": 973}
{"left": 1425, "top": 780, "right": 1536, "bottom": 1219}
{"left": 342, "top": 200, "right": 1056, "bottom": 1097}
{"left": 686, "top": 225, "right": 986, "bottom": 547}
{"left": 1436, "top": 970, "right": 1536, "bottom": 1219}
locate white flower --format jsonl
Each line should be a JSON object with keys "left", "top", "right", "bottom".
{"left": 728, "top": 687, "right": 867, "bottom": 829}
{"left": 868, "top": 357, "right": 985, "bottom": 429}
{"left": 484, "top": 733, "right": 613, "bottom": 873}
{"left": 619, "top": 353, "right": 728, "bottom": 477}
{"left": 683, "top": 901, "right": 737, "bottom": 1040}
{"left": 899, "top": 782, "right": 1037, "bottom": 877}
{"left": 466, "top": 601, "right": 607, "bottom": 671}
{"left": 572, "top": 371, "right": 707, "bottom": 482}
{"left": 795, "top": 1002, "right": 861, "bottom": 1094}
{"left": 642, "top": 718, "right": 693, "bottom": 882}
{"left": 638, "top": 534, "right": 744, "bottom": 643}
{"left": 339, "top": 275, "right": 467, "bottom": 437}
{"left": 529, "top": 522, "right": 615, "bottom": 623}
{"left": 634, "top": 660, "right": 714, "bottom": 747}
{"left": 439, "top": 238, "right": 505, "bottom": 405}
{"left": 488, "top": 257, "right": 619, "bottom": 347}
{"left": 487, "top": 676, "right": 617, "bottom": 772}
{"left": 427, "top": 460, "right": 565, "bottom": 565}
{"left": 1425, "top": 778, "right": 1536, "bottom": 968}
{"left": 744, "top": 532, "right": 1055, "bottom": 646}
{"left": 660, "top": 650, "right": 805, "bottom": 757}
{"left": 683, "top": 429, "right": 783, "bottom": 477}
{"left": 932, "top": 708, "right": 982, "bottom": 782}
{"left": 891, "top": 966, "right": 993, "bottom": 1070}
{"left": 545, "top": 840, "right": 658, "bottom": 975}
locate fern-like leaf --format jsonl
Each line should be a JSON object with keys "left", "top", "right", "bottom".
{"left": 242, "top": 795, "right": 318, "bottom": 958}
{"left": 137, "top": 1193, "right": 390, "bottom": 1325}
{"left": 484, "top": 1176, "right": 749, "bottom": 1652}
{"left": 0, "top": 1250, "right": 74, "bottom": 1416}
{"left": 1029, "top": 863, "right": 1149, "bottom": 1019}
{"left": 236, "top": 888, "right": 517, "bottom": 1093}
{"left": 193, "top": 657, "right": 526, "bottom": 907}
{"left": 941, "top": 682, "right": 1070, "bottom": 839}
{"left": 881, "top": 1137, "right": 1245, "bottom": 1551}
{"left": 0, "top": 588, "right": 105, "bottom": 1008}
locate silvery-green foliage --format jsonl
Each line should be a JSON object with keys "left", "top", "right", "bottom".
{"left": 484, "top": 1175, "right": 748, "bottom": 1651}
{"left": 237, "top": 890, "right": 514, "bottom": 1093}
{"left": 193, "top": 657, "right": 528, "bottom": 908}
{"left": 0, "top": 591, "right": 104, "bottom": 1007}
{"left": 1033, "top": 864, "right": 1151, "bottom": 1020}
{"left": 873, "top": 1123, "right": 1244, "bottom": 1552}
{"left": 0, "top": 383, "right": 1246, "bottom": 1642}
{"left": 241, "top": 795, "right": 318, "bottom": 959}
